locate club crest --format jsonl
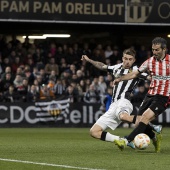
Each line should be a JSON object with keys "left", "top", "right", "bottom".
{"left": 127, "top": 0, "right": 154, "bottom": 23}
{"left": 47, "top": 101, "right": 62, "bottom": 116}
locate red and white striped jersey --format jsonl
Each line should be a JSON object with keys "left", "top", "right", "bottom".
{"left": 139, "top": 54, "right": 170, "bottom": 97}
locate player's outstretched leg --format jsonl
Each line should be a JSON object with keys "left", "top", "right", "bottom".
{"left": 114, "top": 137, "right": 136, "bottom": 151}
{"left": 152, "top": 124, "right": 162, "bottom": 134}
{"left": 114, "top": 138, "right": 126, "bottom": 151}
{"left": 152, "top": 133, "right": 162, "bottom": 153}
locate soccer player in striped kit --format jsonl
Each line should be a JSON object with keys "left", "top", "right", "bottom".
{"left": 81, "top": 48, "right": 161, "bottom": 150}
{"left": 114, "top": 37, "right": 170, "bottom": 152}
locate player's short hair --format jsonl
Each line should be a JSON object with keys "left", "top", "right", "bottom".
{"left": 123, "top": 48, "right": 136, "bottom": 58}
{"left": 152, "top": 37, "right": 167, "bottom": 49}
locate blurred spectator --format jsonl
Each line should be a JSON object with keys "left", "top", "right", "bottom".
{"left": 105, "top": 58, "right": 112, "bottom": 66}
{"left": 104, "top": 45, "right": 113, "bottom": 58}
{"left": 16, "top": 67, "right": 26, "bottom": 78}
{"left": 55, "top": 46, "right": 65, "bottom": 64}
{"left": 3, "top": 85, "right": 20, "bottom": 102}
{"left": 83, "top": 84, "right": 100, "bottom": 103}
{"left": 69, "top": 64, "right": 77, "bottom": 75}
{"left": 80, "top": 65, "right": 89, "bottom": 78}
{"left": 76, "top": 69, "right": 84, "bottom": 84}
{"left": 33, "top": 48, "right": 45, "bottom": 70}
{"left": 109, "top": 46, "right": 122, "bottom": 65}
{"left": 33, "top": 79, "right": 41, "bottom": 93}
{"left": 15, "top": 42, "right": 27, "bottom": 60}
{"left": 105, "top": 73, "right": 113, "bottom": 87}
{"left": 65, "top": 47, "right": 78, "bottom": 65}
{"left": 2, "top": 58, "right": 11, "bottom": 71}
{"left": 44, "top": 57, "right": 59, "bottom": 77}
{"left": 59, "top": 57, "right": 69, "bottom": 74}
{"left": 48, "top": 70, "right": 57, "bottom": 82}
{"left": 65, "top": 84, "right": 79, "bottom": 103}
{"left": 24, "top": 65, "right": 35, "bottom": 85}
{"left": 78, "top": 79, "right": 87, "bottom": 93}
{"left": 49, "top": 42, "right": 57, "bottom": 57}
{"left": 25, "top": 56, "right": 35, "bottom": 72}
{"left": 60, "top": 69, "right": 72, "bottom": 84}
{"left": 81, "top": 42, "right": 91, "bottom": 56}
{"left": 32, "top": 66, "right": 39, "bottom": 79}
{"left": 77, "top": 79, "right": 87, "bottom": 102}
{"left": 8, "top": 50, "right": 17, "bottom": 64}
{"left": 1, "top": 66, "right": 12, "bottom": 80}
{"left": 11, "top": 56, "right": 24, "bottom": 74}
{"left": 39, "top": 68, "right": 49, "bottom": 84}
{"left": 103, "top": 87, "right": 112, "bottom": 111}
{"left": 91, "top": 77, "right": 100, "bottom": 93}
{"left": 85, "top": 78, "right": 91, "bottom": 91}
{"left": 1, "top": 72, "right": 14, "bottom": 92}
{"left": 39, "top": 84, "right": 55, "bottom": 100}
{"left": 27, "top": 85, "right": 39, "bottom": 102}
{"left": 13, "top": 74, "right": 23, "bottom": 89}
{"left": 94, "top": 44, "right": 105, "bottom": 58}
{"left": 98, "top": 75, "right": 107, "bottom": 96}
{"left": 16, "top": 78, "right": 30, "bottom": 102}
{"left": 54, "top": 78, "right": 66, "bottom": 96}
{"left": 28, "top": 43, "right": 37, "bottom": 55}
{"left": 47, "top": 79, "right": 55, "bottom": 93}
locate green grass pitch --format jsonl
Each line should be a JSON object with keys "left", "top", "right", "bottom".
{"left": 0, "top": 127, "right": 170, "bottom": 170}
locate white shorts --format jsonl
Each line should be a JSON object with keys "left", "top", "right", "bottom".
{"left": 95, "top": 98, "right": 133, "bottom": 131}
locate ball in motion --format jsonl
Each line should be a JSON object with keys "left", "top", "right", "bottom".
{"left": 134, "top": 133, "right": 150, "bottom": 150}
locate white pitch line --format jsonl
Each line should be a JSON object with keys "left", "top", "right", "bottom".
{"left": 0, "top": 158, "right": 106, "bottom": 170}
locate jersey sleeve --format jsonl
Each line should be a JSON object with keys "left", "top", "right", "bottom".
{"left": 107, "top": 65, "right": 115, "bottom": 73}
{"left": 138, "top": 60, "right": 149, "bottom": 73}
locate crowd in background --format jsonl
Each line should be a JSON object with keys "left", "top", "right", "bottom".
{"left": 0, "top": 34, "right": 167, "bottom": 110}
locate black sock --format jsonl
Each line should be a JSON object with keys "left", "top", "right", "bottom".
{"left": 100, "top": 131, "right": 107, "bottom": 141}
{"left": 126, "top": 122, "right": 147, "bottom": 142}
{"left": 144, "top": 124, "right": 155, "bottom": 139}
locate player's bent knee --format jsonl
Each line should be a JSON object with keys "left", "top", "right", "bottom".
{"left": 89, "top": 128, "right": 101, "bottom": 139}
{"left": 89, "top": 128, "right": 95, "bottom": 137}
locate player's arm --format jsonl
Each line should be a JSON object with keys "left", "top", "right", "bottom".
{"left": 113, "top": 70, "right": 140, "bottom": 85}
{"left": 81, "top": 55, "right": 107, "bottom": 71}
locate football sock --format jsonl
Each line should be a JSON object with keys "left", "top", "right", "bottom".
{"left": 126, "top": 122, "right": 147, "bottom": 142}
{"left": 144, "top": 124, "right": 155, "bottom": 139}
{"left": 100, "top": 131, "right": 119, "bottom": 142}
{"left": 100, "top": 131, "right": 107, "bottom": 141}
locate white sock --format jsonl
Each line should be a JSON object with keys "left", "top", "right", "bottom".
{"left": 105, "top": 132, "right": 120, "bottom": 142}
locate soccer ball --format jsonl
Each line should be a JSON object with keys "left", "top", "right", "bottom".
{"left": 134, "top": 133, "right": 150, "bottom": 150}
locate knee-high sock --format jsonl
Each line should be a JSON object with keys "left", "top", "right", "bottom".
{"left": 144, "top": 124, "right": 155, "bottom": 139}
{"left": 126, "top": 122, "right": 147, "bottom": 142}
{"left": 100, "top": 131, "right": 119, "bottom": 142}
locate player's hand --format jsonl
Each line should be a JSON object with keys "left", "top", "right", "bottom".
{"left": 81, "top": 55, "right": 89, "bottom": 61}
{"left": 113, "top": 77, "right": 122, "bottom": 86}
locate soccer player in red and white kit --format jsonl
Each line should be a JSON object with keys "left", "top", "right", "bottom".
{"left": 114, "top": 37, "right": 170, "bottom": 152}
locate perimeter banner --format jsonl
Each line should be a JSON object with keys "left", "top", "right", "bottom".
{"left": 0, "top": 102, "right": 169, "bottom": 127}
{"left": 0, "top": 0, "right": 169, "bottom": 24}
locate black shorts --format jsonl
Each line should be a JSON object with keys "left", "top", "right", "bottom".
{"left": 138, "top": 94, "right": 169, "bottom": 117}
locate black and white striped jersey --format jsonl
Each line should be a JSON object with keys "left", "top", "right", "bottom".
{"left": 107, "top": 63, "right": 140, "bottom": 102}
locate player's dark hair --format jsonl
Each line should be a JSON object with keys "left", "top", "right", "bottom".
{"left": 123, "top": 48, "right": 136, "bottom": 58}
{"left": 152, "top": 37, "right": 167, "bottom": 49}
